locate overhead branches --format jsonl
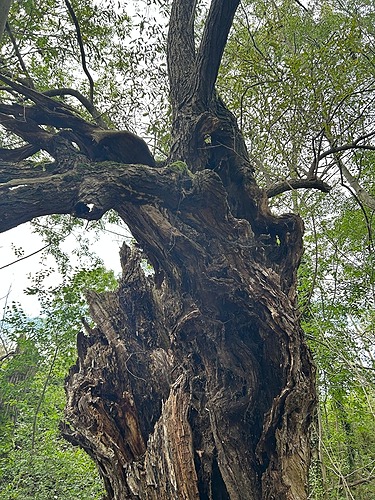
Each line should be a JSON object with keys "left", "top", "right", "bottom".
{"left": 0, "top": 74, "right": 111, "bottom": 161}
{"left": 168, "top": 0, "right": 240, "bottom": 111}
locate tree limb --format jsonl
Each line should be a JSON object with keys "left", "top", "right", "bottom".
{"left": 294, "top": 0, "right": 308, "bottom": 12}
{"left": 167, "top": 0, "right": 197, "bottom": 108}
{"left": 335, "top": 154, "right": 375, "bottom": 211}
{"left": 267, "top": 178, "right": 331, "bottom": 198}
{"left": 0, "top": 112, "right": 55, "bottom": 153}
{"left": 64, "top": 0, "right": 95, "bottom": 103}
{"left": 0, "top": 161, "right": 188, "bottom": 233}
{"left": 195, "top": 0, "right": 240, "bottom": 106}
{"left": 43, "top": 88, "right": 107, "bottom": 128}
{"left": 0, "top": 72, "right": 79, "bottom": 112}
{"left": 5, "top": 22, "right": 34, "bottom": 87}
{"left": 318, "top": 135, "right": 375, "bottom": 162}
{"left": 0, "top": 350, "right": 16, "bottom": 363}
{"left": 309, "top": 129, "right": 375, "bottom": 177}
{"left": 0, "top": 143, "right": 40, "bottom": 161}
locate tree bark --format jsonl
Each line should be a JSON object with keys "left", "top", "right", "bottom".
{"left": 0, "top": 0, "right": 12, "bottom": 41}
{"left": 0, "top": 0, "right": 317, "bottom": 498}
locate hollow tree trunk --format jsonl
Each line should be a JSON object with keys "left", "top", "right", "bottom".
{"left": 62, "top": 190, "right": 315, "bottom": 499}
{"left": 0, "top": 1, "right": 317, "bottom": 498}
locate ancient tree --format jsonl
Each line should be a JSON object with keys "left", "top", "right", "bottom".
{"left": 0, "top": 1, "right": 320, "bottom": 498}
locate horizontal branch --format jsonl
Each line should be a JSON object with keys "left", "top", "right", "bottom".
{"left": 0, "top": 143, "right": 40, "bottom": 161}
{"left": 266, "top": 178, "right": 331, "bottom": 198}
{"left": 0, "top": 159, "right": 233, "bottom": 238}
{"left": 0, "top": 162, "right": 180, "bottom": 232}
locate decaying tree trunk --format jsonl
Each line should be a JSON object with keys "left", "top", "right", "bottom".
{"left": 0, "top": 1, "right": 317, "bottom": 498}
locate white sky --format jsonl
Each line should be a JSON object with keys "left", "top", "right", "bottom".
{"left": 0, "top": 222, "right": 124, "bottom": 318}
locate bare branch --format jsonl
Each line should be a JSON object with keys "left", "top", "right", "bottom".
{"left": 0, "top": 351, "right": 16, "bottom": 363}
{"left": 318, "top": 131, "right": 375, "bottom": 162}
{"left": 267, "top": 178, "right": 331, "bottom": 198}
{"left": 64, "top": 0, "right": 95, "bottom": 104}
{"left": 5, "top": 22, "right": 34, "bottom": 87}
{"left": 294, "top": 0, "right": 308, "bottom": 12}
{"left": 0, "top": 242, "right": 52, "bottom": 270}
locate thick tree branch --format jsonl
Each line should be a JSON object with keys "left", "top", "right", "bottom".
{"left": 43, "top": 88, "right": 107, "bottom": 128}
{"left": 0, "top": 161, "right": 201, "bottom": 233}
{"left": 0, "top": 76, "right": 156, "bottom": 168}
{"left": 267, "top": 178, "right": 332, "bottom": 198}
{"left": 0, "top": 99, "right": 97, "bottom": 137}
{"left": 0, "top": 143, "right": 40, "bottom": 161}
{"left": 0, "top": 73, "right": 79, "bottom": 112}
{"left": 0, "top": 112, "right": 56, "bottom": 154}
{"left": 195, "top": 0, "right": 240, "bottom": 106}
{"left": 167, "top": 0, "right": 197, "bottom": 108}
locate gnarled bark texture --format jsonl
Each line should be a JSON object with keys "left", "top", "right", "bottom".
{"left": 0, "top": 0, "right": 316, "bottom": 498}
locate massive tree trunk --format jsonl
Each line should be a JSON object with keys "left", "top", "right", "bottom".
{"left": 0, "top": 1, "right": 316, "bottom": 498}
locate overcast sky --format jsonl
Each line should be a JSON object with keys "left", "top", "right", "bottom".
{"left": 0, "top": 223, "right": 125, "bottom": 318}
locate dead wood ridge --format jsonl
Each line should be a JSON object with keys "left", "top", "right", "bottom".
{"left": 0, "top": 1, "right": 317, "bottom": 498}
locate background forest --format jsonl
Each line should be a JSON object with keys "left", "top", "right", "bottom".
{"left": 0, "top": 0, "right": 374, "bottom": 498}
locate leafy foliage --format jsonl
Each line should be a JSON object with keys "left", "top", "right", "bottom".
{"left": 0, "top": 267, "right": 117, "bottom": 499}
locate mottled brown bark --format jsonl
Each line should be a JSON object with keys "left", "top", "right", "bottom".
{"left": 0, "top": 0, "right": 317, "bottom": 498}
{"left": 59, "top": 183, "right": 315, "bottom": 498}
